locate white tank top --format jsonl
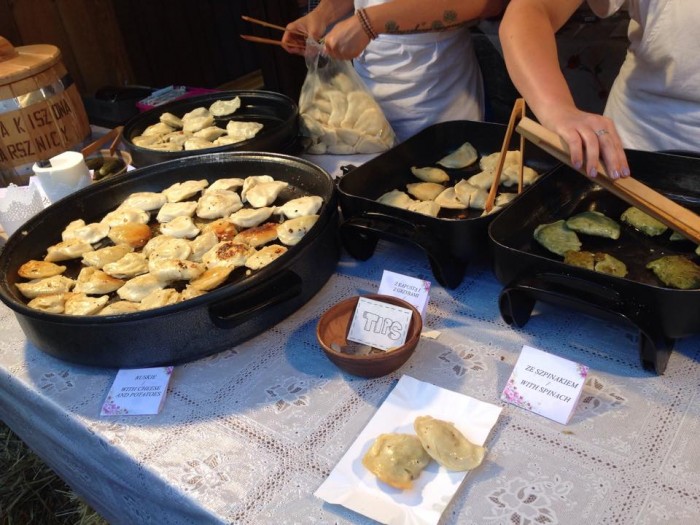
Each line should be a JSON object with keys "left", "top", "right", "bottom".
{"left": 588, "top": 0, "right": 700, "bottom": 152}
{"left": 353, "top": 0, "right": 484, "bottom": 142}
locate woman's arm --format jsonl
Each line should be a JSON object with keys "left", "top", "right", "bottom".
{"left": 323, "top": 0, "right": 506, "bottom": 61}
{"left": 499, "top": 0, "right": 629, "bottom": 179}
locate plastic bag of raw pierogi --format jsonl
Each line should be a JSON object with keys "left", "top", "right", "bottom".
{"left": 299, "top": 39, "right": 396, "bottom": 155}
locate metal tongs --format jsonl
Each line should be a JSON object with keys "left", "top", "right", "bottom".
{"left": 516, "top": 116, "right": 700, "bottom": 244}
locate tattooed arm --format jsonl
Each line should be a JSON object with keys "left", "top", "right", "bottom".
{"left": 323, "top": 0, "right": 506, "bottom": 59}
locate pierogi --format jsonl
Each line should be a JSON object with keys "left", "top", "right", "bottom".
{"left": 16, "top": 172, "right": 323, "bottom": 315}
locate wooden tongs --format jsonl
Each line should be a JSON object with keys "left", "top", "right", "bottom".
{"left": 81, "top": 125, "right": 123, "bottom": 158}
{"left": 516, "top": 116, "right": 700, "bottom": 244}
{"left": 484, "top": 98, "right": 526, "bottom": 213}
{"left": 240, "top": 15, "right": 307, "bottom": 50}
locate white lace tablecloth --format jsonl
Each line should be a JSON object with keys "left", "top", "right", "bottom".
{"left": 1, "top": 239, "right": 699, "bottom": 525}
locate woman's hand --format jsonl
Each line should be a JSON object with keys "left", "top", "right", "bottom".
{"left": 281, "top": 12, "right": 327, "bottom": 55}
{"left": 542, "top": 106, "right": 631, "bottom": 179}
{"left": 322, "top": 15, "right": 370, "bottom": 60}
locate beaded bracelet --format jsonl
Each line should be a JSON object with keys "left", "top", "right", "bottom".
{"left": 356, "top": 8, "right": 378, "bottom": 40}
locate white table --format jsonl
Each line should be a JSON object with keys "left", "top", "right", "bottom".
{"left": 1, "top": 232, "right": 699, "bottom": 524}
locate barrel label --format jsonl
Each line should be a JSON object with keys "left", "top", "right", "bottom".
{"left": 0, "top": 87, "right": 88, "bottom": 168}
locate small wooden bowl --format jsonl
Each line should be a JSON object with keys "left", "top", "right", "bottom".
{"left": 316, "top": 294, "right": 422, "bottom": 378}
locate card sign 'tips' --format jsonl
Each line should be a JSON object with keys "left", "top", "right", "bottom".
{"left": 346, "top": 297, "right": 413, "bottom": 351}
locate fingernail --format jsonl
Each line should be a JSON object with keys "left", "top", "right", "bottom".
{"left": 622, "top": 167, "right": 631, "bottom": 177}
{"left": 589, "top": 168, "right": 597, "bottom": 178}
{"left": 612, "top": 170, "right": 620, "bottom": 180}
{"left": 574, "top": 161, "right": 582, "bottom": 169}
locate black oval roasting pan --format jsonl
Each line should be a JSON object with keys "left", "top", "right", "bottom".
{"left": 123, "top": 90, "right": 300, "bottom": 167}
{"left": 0, "top": 152, "right": 339, "bottom": 368}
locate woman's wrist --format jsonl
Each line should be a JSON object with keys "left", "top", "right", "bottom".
{"left": 356, "top": 8, "right": 378, "bottom": 40}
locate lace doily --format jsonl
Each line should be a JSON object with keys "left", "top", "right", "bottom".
{"left": 1, "top": 240, "right": 698, "bottom": 524}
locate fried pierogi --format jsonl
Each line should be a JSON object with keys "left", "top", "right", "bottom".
{"left": 276, "top": 196, "right": 323, "bottom": 219}
{"left": 234, "top": 222, "right": 279, "bottom": 248}
{"left": 377, "top": 189, "right": 413, "bottom": 210}
{"left": 406, "top": 182, "right": 445, "bottom": 202}
{"left": 116, "top": 274, "right": 169, "bottom": 302}
{"left": 17, "top": 171, "right": 322, "bottom": 315}
{"left": 362, "top": 433, "right": 432, "bottom": 490}
{"left": 407, "top": 200, "right": 440, "bottom": 217}
{"left": 138, "top": 288, "right": 181, "bottom": 311}
{"left": 121, "top": 192, "right": 167, "bottom": 211}
{"left": 162, "top": 179, "right": 209, "bottom": 203}
{"left": 437, "top": 141, "right": 478, "bottom": 169}
{"left": 566, "top": 211, "right": 621, "bottom": 240}
{"left": 196, "top": 190, "right": 243, "bottom": 219}
{"left": 160, "top": 216, "right": 200, "bottom": 239}
{"left": 62, "top": 220, "right": 110, "bottom": 244}
{"left": 277, "top": 215, "right": 319, "bottom": 246}
{"left": 18, "top": 260, "right": 66, "bottom": 280}
{"left": 73, "top": 267, "right": 125, "bottom": 295}
{"left": 82, "top": 244, "right": 134, "bottom": 269}
{"left": 435, "top": 187, "right": 468, "bottom": 210}
{"left": 206, "top": 177, "right": 244, "bottom": 193}
{"left": 533, "top": 220, "right": 582, "bottom": 256}
{"left": 27, "top": 293, "right": 68, "bottom": 314}
{"left": 647, "top": 255, "right": 700, "bottom": 289}
{"left": 620, "top": 206, "right": 668, "bottom": 236}
{"left": 245, "top": 181, "right": 289, "bottom": 208}
{"left": 413, "top": 416, "right": 485, "bottom": 471}
{"left": 102, "top": 252, "right": 149, "bottom": 279}
{"left": 64, "top": 293, "right": 110, "bottom": 316}
{"left": 245, "top": 245, "right": 288, "bottom": 270}
{"left": 16, "top": 275, "right": 75, "bottom": 299}
{"left": 108, "top": 223, "right": 152, "bottom": 248}
{"left": 202, "top": 241, "right": 254, "bottom": 269}
{"left": 101, "top": 207, "right": 150, "bottom": 227}
{"left": 156, "top": 201, "right": 198, "bottom": 223}
{"left": 45, "top": 239, "right": 94, "bottom": 262}
{"left": 410, "top": 166, "right": 450, "bottom": 183}
{"left": 229, "top": 207, "right": 275, "bottom": 229}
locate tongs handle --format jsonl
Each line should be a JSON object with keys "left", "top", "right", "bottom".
{"left": 485, "top": 98, "right": 526, "bottom": 213}
{"left": 516, "top": 117, "right": 700, "bottom": 244}
{"left": 81, "top": 126, "right": 124, "bottom": 158}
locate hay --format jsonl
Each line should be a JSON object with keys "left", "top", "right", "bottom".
{"left": 0, "top": 420, "right": 107, "bottom": 525}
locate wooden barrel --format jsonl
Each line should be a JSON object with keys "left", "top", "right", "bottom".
{"left": 0, "top": 36, "right": 91, "bottom": 187}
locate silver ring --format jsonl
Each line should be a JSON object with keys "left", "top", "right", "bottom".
{"left": 594, "top": 129, "right": 609, "bottom": 137}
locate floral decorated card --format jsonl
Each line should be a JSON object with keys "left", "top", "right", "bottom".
{"left": 100, "top": 366, "right": 173, "bottom": 416}
{"left": 501, "top": 345, "right": 588, "bottom": 424}
{"left": 314, "top": 375, "right": 502, "bottom": 525}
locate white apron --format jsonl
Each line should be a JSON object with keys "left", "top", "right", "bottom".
{"left": 588, "top": 0, "right": 700, "bottom": 152}
{"left": 353, "top": 0, "right": 484, "bottom": 142}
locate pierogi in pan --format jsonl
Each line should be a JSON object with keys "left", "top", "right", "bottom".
{"left": 15, "top": 174, "right": 324, "bottom": 315}
{"left": 379, "top": 148, "right": 540, "bottom": 218}
{"left": 130, "top": 97, "right": 264, "bottom": 153}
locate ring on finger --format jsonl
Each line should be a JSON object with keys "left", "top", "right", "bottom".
{"left": 594, "top": 129, "right": 609, "bottom": 137}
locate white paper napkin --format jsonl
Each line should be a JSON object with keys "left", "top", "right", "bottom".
{"left": 314, "top": 375, "right": 502, "bottom": 525}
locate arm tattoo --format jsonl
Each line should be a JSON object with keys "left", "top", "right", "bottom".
{"left": 383, "top": 10, "right": 467, "bottom": 34}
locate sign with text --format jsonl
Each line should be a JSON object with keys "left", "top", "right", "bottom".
{"left": 101, "top": 367, "right": 173, "bottom": 416}
{"left": 377, "top": 270, "right": 431, "bottom": 317}
{"left": 501, "top": 346, "right": 588, "bottom": 424}
{"left": 346, "top": 297, "right": 413, "bottom": 351}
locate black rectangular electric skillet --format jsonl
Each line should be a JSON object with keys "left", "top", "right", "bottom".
{"left": 0, "top": 151, "right": 339, "bottom": 368}
{"left": 489, "top": 149, "right": 700, "bottom": 374}
{"left": 336, "top": 120, "right": 561, "bottom": 289}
